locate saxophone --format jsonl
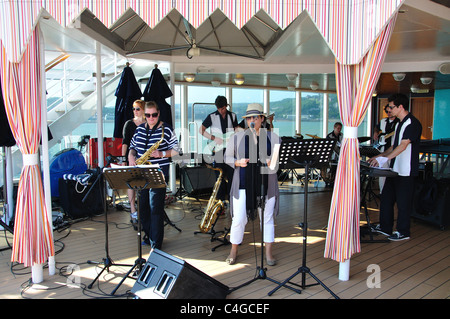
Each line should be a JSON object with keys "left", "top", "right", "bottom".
{"left": 198, "top": 165, "right": 224, "bottom": 233}
{"left": 135, "top": 124, "right": 165, "bottom": 165}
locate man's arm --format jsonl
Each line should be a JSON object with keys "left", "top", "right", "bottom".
{"left": 367, "top": 140, "right": 410, "bottom": 167}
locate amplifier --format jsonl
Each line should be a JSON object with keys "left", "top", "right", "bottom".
{"left": 412, "top": 178, "right": 450, "bottom": 230}
{"left": 181, "top": 166, "right": 217, "bottom": 197}
{"left": 131, "top": 249, "right": 229, "bottom": 299}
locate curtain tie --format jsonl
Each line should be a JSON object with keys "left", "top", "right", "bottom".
{"left": 343, "top": 126, "right": 358, "bottom": 139}
{"left": 23, "top": 153, "right": 39, "bottom": 166}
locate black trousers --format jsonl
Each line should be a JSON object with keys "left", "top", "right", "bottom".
{"left": 215, "top": 162, "right": 233, "bottom": 202}
{"left": 138, "top": 186, "right": 166, "bottom": 249}
{"left": 379, "top": 176, "right": 415, "bottom": 236}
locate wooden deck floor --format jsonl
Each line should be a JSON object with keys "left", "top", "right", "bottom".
{"left": 0, "top": 180, "right": 449, "bottom": 300}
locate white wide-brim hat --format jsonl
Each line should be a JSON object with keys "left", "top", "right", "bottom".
{"left": 242, "top": 103, "right": 266, "bottom": 118}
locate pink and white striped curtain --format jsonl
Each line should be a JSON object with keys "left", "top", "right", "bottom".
{"left": 0, "top": 0, "right": 403, "bottom": 64}
{"left": 0, "top": 27, "right": 55, "bottom": 268}
{"left": 324, "top": 14, "right": 398, "bottom": 263}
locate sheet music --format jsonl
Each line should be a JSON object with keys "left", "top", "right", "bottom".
{"left": 108, "top": 163, "right": 160, "bottom": 170}
{"left": 269, "top": 143, "right": 281, "bottom": 171}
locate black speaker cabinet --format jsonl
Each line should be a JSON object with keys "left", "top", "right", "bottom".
{"left": 412, "top": 178, "right": 450, "bottom": 230}
{"left": 181, "top": 166, "right": 216, "bottom": 197}
{"left": 58, "top": 179, "right": 104, "bottom": 219}
{"left": 131, "top": 249, "right": 229, "bottom": 299}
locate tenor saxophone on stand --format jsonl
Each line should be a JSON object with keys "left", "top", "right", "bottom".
{"left": 198, "top": 165, "right": 224, "bottom": 233}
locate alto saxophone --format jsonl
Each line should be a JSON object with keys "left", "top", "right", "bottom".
{"left": 198, "top": 165, "right": 224, "bottom": 233}
{"left": 135, "top": 124, "right": 165, "bottom": 165}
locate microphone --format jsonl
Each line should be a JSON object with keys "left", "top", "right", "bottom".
{"left": 249, "top": 122, "right": 257, "bottom": 144}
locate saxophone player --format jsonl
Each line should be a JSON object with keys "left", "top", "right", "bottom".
{"left": 128, "top": 101, "right": 179, "bottom": 249}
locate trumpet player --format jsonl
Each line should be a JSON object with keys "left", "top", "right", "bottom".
{"left": 128, "top": 101, "right": 179, "bottom": 249}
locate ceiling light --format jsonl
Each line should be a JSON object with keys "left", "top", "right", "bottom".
{"left": 420, "top": 77, "right": 433, "bottom": 85}
{"left": 411, "top": 85, "right": 429, "bottom": 94}
{"left": 211, "top": 80, "right": 221, "bottom": 87}
{"left": 310, "top": 81, "right": 319, "bottom": 91}
{"left": 184, "top": 73, "right": 195, "bottom": 82}
{"left": 234, "top": 74, "right": 245, "bottom": 85}
{"left": 439, "top": 62, "right": 450, "bottom": 74}
{"left": 392, "top": 73, "right": 406, "bottom": 81}
{"left": 286, "top": 73, "right": 298, "bottom": 81}
{"left": 287, "top": 85, "right": 296, "bottom": 91}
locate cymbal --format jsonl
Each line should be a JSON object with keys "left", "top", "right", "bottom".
{"left": 358, "top": 136, "right": 371, "bottom": 143}
{"left": 306, "top": 134, "right": 320, "bottom": 139}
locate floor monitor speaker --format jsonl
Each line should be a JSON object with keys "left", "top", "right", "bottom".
{"left": 131, "top": 249, "right": 229, "bottom": 299}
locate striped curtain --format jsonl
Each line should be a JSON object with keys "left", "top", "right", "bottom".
{"left": 0, "top": 27, "right": 55, "bottom": 268}
{"left": 324, "top": 14, "right": 397, "bottom": 263}
{"left": 0, "top": 0, "right": 403, "bottom": 64}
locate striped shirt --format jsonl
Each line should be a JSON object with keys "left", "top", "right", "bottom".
{"left": 129, "top": 122, "right": 178, "bottom": 175}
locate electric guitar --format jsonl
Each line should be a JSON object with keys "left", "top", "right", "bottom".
{"left": 373, "top": 131, "right": 395, "bottom": 150}
{"left": 206, "top": 131, "right": 235, "bottom": 153}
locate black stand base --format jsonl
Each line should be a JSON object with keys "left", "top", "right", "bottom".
{"left": 87, "top": 257, "right": 133, "bottom": 291}
{"left": 360, "top": 175, "right": 389, "bottom": 243}
{"left": 229, "top": 265, "right": 301, "bottom": 295}
{"left": 194, "top": 227, "right": 231, "bottom": 251}
{"left": 164, "top": 211, "right": 182, "bottom": 232}
{"left": 110, "top": 256, "right": 146, "bottom": 295}
{"left": 0, "top": 219, "right": 12, "bottom": 252}
{"left": 268, "top": 265, "right": 339, "bottom": 298}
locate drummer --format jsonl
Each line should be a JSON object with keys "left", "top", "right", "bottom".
{"left": 326, "top": 122, "right": 343, "bottom": 146}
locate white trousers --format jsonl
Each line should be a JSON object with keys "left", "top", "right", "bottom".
{"left": 230, "top": 189, "right": 275, "bottom": 245}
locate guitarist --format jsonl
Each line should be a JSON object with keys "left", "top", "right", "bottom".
{"left": 373, "top": 104, "right": 399, "bottom": 192}
{"left": 374, "top": 104, "right": 399, "bottom": 152}
{"left": 199, "top": 95, "right": 238, "bottom": 203}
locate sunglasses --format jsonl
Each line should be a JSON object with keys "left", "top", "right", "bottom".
{"left": 133, "top": 107, "right": 141, "bottom": 111}
{"left": 145, "top": 112, "right": 159, "bottom": 118}
{"left": 246, "top": 115, "right": 261, "bottom": 120}
{"left": 387, "top": 105, "right": 397, "bottom": 110}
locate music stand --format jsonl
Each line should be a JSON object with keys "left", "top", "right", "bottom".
{"left": 268, "top": 138, "right": 339, "bottom": 299}
{"left": 85, "top": 170, "right": 133, "bottom": 292}
{"left": 100, "top": 165, "right": 165, "bottom": 295}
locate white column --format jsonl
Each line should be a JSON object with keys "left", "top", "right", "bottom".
{"left": 339, "top": 259, "right": 350, "bottom": 281}
{"left": 96, "top": 42, "right": 104, "bottom": 168}
{"left": 39, "top": 23, "right": 55, "bottom": 278}
{"left": 295, "top": 91, "right": 301, "bottom": 135}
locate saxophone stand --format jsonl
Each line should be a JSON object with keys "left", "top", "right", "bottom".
{"left": 194, "top": 216, "right": 230, "bottom": 252}
{"left": 268, "top": 138, "right": 339, "bottom": 299}
{"left": 86, "top": 169, "right": 133, "bottom": 291}
{"left": 194, "top": 164, "right": 230, "bottom": 251}
{"left": 229, "top": 161, "right": 299, "bottom": 295}
{"left": 100, "top": 166, "right": 166, "bottom": 295}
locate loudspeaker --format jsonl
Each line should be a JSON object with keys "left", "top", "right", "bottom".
{"left": 412, "top": 178, "right": 450, "bottom": 230}
{"left": 181, "top": 166, "right": 216, "bottom": 197}
{"left": 131, "top": 249, "right": 229, "bottom": 299}
{"left": 418, "top": 161, "right": 433, "bottom": 182}
{"left": 58, "top": 178, "right": 104, "bottom": 219}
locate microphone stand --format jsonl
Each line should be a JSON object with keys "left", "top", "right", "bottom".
{"left": 229, "top": 129, "right": 300, "bottom": 295}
